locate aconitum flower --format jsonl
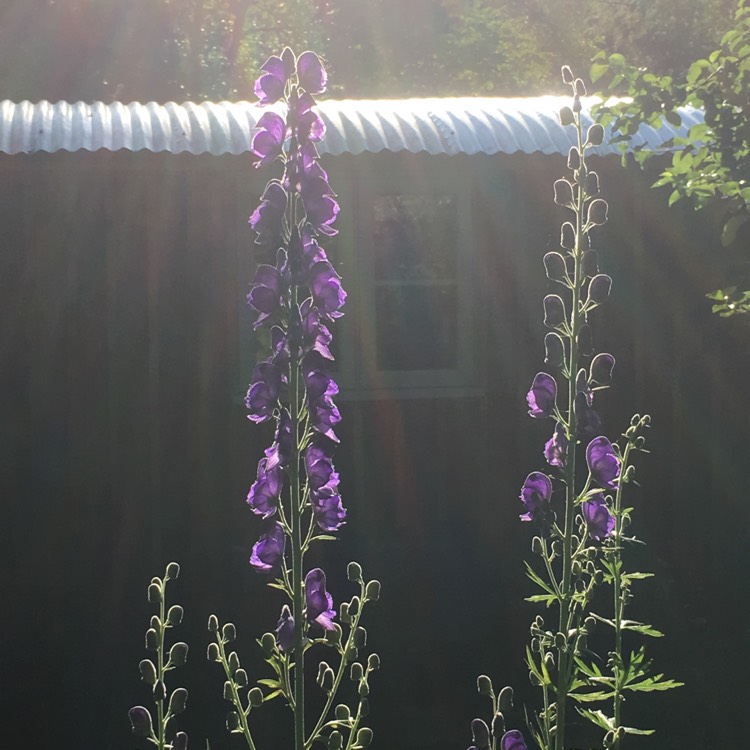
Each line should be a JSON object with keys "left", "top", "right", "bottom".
{"left": 247, "top": 265, "right": 282, "bottom": 328}
{"left": 590, "top": 352, "right": 615, "bottom": 384}
{"left": 309, "top": 394, "right": 342, "bottom": 443}
{"left": 309, "top": 260, "right": 346, "bottom": 317}
{"left": 249, "top": 180, "right": 287, "bottom": 244}
{"left": 247, "top": 458, "right": 283, "bottom": 518}
{"left": 305, "top": 568, "right": 336, "bottom": 630}
{"left": 245, "top": 362, "right": 281, "bottom": 422}
{"left": 251, "top": 112, "right": 287, "bottom": 167}
{"left": 544, "top": 332, "right": 564, "bottom": 367}
{"left": 543, "top": 294, "right": 566, "bottom": 328}
{"left": 574, "top": 390, "right": 601, "bottom": 438}
{"left": 586, "top": 436, "right": 621, "bottom": 490}
{"left": 519, "top": 472, "right": 552, "bottom": 523}
{"left": 301, "top": 301, "right": 333, "bottom": 359}
{"left": 582, "top": 497, "right": 616, "bottom": 541}
{"left": 296, "top": 50, "right": 327, "bottom": 94}
{"left": 313, "top": 492, "right": 347, "bottom": 531}
{"left": 300, "top": 175, "right": 340, "bottom": 236}
{"left": 527, "top": 373, "right": 557, "bottom": 419}
{"left": 250, "top": 522, "right": 286, "bottom": 573}
{"left": 254, "top": 55, "right": 288, "bottom": 104}
{"left": 588, "top": 274, "right": 612, "bottom": 304}
{"left": 275, "top": 604, "right": 295, "bottom": 653}
{"left": 501, "top": 729, "right": 528, "bottom": 750}
{"left": 304, "top": 441, "right": 337, "bottom": 491}
{"left": 265, "top": 409, "right": 293, "bottom": 471}
{"left": 544, "top": 422, "right": 568, "bottom": 468}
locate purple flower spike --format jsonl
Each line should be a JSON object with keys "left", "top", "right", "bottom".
{"left": 501, "top": 730, "right": 528, "bottom": 750}
{"left": 254, "top": 55, "right": 287, "bottom": 104}
{"left": 527, "top": 372, "right": 557, "bottom": 419}
{"left": 275, "top": 604, "right": 295, "bottom": 653}
{"left": 245, "top": 362, "right": 281, "bottom": 422}
{"left": 590, "top": 352, "right": 615, "bottom": 384}
{"left": 297, "top": 51, "right": 327, "bottom": 94}
{"left": 305, "top": 568, "right": 336, "bottom": 630}
{"left": 582, "top": 497, "right": 616, "bottom": 541}
{"left": 250, "top": 522, "right": 286, "bottom": 573}
{"left": 247, "top": 458, "right": 283, "bottom": 518}
{"left": 251, "top": 112, "right": 287, "bottom": 167}
{"left": 247, "top": 265, "right": 282, "bottom": 328}
{"left": 310, "top": 260, "right": 347, "bottom": 318}
{"left": 544, "top": 422, "right": 568, "bottom": 468}
{"left": 519, "top": 472, "right": 552, "bottom": 522}
{"left": 586, "top": 436, "right": 621, "bottom": 490}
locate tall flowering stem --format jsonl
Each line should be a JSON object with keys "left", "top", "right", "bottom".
{"left": 204, "top": 48, "right": 379, "bottom": 750}
{"left": 466, "top": 68, "right": 679, "bottom": 750}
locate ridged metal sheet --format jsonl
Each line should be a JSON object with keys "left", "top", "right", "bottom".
{"left": 0, "top": 97, "right": 702, "bottom": 157}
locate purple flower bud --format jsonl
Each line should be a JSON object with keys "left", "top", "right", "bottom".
{"left": 576, "top": 367, "right": 593, "bottom": 406}
{"left": 281, "top": 47, "right": 296, "bottom": 77}
{"left": 543, "top": 294, "right": 566, "bottom": 328}
{"left": 560, "top": 221, "right": 575, "bottom": 249}
{"left": 310, "top": 260, "right": 346, "bottom": 318}
{"left": 573, "top": 94, "right": 582, "bottom": 113}
{"left": 586, "top": 124, "right": 604, "bottom": 147}
{"left": 173, "top": 732, "right": 188, "bottom": 750}
{"left": 250, "top": 521, "right": 286, "bottom": 574}
{"left": 553, "top": 179, "right": 574, "bottom": 206}
{"left": 275, "top": 604, "right": 295, "bottom": 653}
{"left": 544, "top": 332, "right": 564, "bottom": 367}
{"left": 574, "top": 78, "right": 587, "bottom": 96}
{"left": 519, "top": 472, "right": 552, "bottom": 523}
{"left": 575, "top": 391, "right": 601, "bottom": 438}
{"left": 544, "top": 422, "right": 568, "bottom": 468}
{"left": 305, "top": 568, "right": 336, "bottom": 630}
{"left": 583, "top": 171, "right": 600, "bottom": 197}
{"left": 586, "top": 436, "right": 621, "bottom": 490}
{"left": 567, "top": 147, "right": 581, "bottom": 171}
{"left": 561, "top": 66, "right": 574, "bottom": 84}
{"left": 297, "top": 51, "right": 327, "bottom": 94}
{"left": 501, "top": 730, "right": 528, "bottom": 750}
{"left": 247, "top": 458, "right": 283, "bottom": 518}
{"left": 128, "top": 706, "right": 153, "bottom": 738}
{"left": 543, "top": 252, "right": 567, "bottom": 282}
{"left": 247, "top": 265, "right": 282, "bottom": 328}
{"left": 254, "top": 56, "right": 288, "bottom": 105}
{"left": 527, "top": 372, "right": 557, "bottom": 418}
{"left": 582, "top": 497, "right": 616, "bottom": 541}
{"left": 471, "top": 718, "right": 491, "bottom": 748}
{"left": 588, "top": 274, "right": 612, "bottom": 304}
{"left": 245, "top": 362, "right": 281, "bottom": 422}
{"left": 577, "top": 323, "right": 593, "bottom": 356}
{"left": 249, "top": 180, "right": 287, "bottom": 244}
{"left": 559, "top": 106, "right": 575, "bottom": 126}
{"left": 590, "top": 352, "right": 615, "bottom": 384}
{"left": 582, "top": 250, "right": 599, "bottom": 277}
{"left": 587, "top": 198, "right": 609, "bottom": 226}
{"left": 251, "top": 112, "right": 287, "bottom": 167}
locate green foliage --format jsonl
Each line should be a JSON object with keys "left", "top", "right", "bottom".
{"left": 593, "top": 0, "right": 750, "bottom": 317}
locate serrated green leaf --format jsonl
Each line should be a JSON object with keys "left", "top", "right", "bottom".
{"left": 569, "top": 690, "right": 614, "bottom": 703}
{"left": 578, "top": 708, "right": 615, "bottom": 732}
{"left": 524, "top": 561, "right": 557, "bottom": 596}
{"left": 525, "top": 594, "right": 557, "bottom": 606}
{"left": 625, "top": 677, "right": 684, "bottom": 692}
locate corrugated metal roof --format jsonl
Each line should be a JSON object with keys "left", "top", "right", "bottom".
{"left": 0, "top": 97, "right": 702, "bottom": 157}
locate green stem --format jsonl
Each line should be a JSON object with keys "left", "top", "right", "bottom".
{"left": 554, "top": 108, "right": 587, "bottom": 750}
{"left": 216, "top": 634, "right": 258, "bottom": 750}
{"left": 157, "top": 585, "right": 166, "bottom": 750}
{"left": 611, "top": 443, "right": 632, "bottom": 750}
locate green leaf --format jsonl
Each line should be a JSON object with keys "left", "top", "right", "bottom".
{"left": 263, "top": 689, "right": 283, "bottom": 701}
{"left": 525, "top": 594, "right": 557, "bottom": 606}
{"left": 622, "top": 726, "right": 655, "bottom": 736}
{"left": 722, "top": 214, "right": 748, "bottom": 245}
{"left": 625, "top": 677, "right": 684, "bottom": 692}
{"left": 590, "top": 62, "right": 609, "bottom": 83}
{"left": 524, "top": 561, "right": 557, "bottom": 596}
{"left": 257, "top": 678, "right": 281, "bottom": 688}
{"left": 578, "top": 708, "right": 615, "bottom": 732}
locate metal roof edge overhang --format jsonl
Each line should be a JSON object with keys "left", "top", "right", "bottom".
{"left": 0, "top": 97, "right": 703, "bottom": 158}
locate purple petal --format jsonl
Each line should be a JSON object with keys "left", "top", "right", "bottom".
{"left": 519, "top": 472, "right": 552, "bottom": 522}
{"left": 250, "top": 522, "right": 286, "bottom": 573}
{"left": 275, "top": 604, "right": 295, "bottom": 653}
{"left": 305, "top": 568, "right": 336, "bottom": 630}
{"left": 501, "top": 730, "right": 528, "bottom": 750}
{"left": 544, "top": 422, "right": 568, "bottom": 468}
{"left": 297, "top": 51, "right": 327, "bottom": 94}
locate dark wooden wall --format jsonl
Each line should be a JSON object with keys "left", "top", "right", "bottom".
{"left": 0, "top": 149, "right": 747, "bottom": 750}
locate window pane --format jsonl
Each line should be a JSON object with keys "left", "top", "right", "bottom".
{"left": 375, "top": 285, "right": 457, "bottom": 371}
{"left": 373, "top": 195, "right": 457, "bottom": 281}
